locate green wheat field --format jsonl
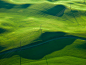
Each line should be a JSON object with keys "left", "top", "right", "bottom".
{"left": 0, "top": 0, "right": 86, "bottom": 65}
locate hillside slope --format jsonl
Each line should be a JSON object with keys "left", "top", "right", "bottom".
{"left": 0, "top": 0, "right": 86, "bottom": 65}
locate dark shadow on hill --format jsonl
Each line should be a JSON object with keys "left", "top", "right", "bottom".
{"left": 0, "top": 46, "right": 5, "bottom": 51}
{"left": 0, "top": 0, "right": 15, "bottom": 9}
{"left": 0, "top": 0, "right": 31, "bottom": 9}
{"left": 65, "top": 10, "right": 86, "bottom": 17}
{"left": 0, "top": 28, "right": 13, "bottom": 34}
{"left": 0, "top": 31, "right": 75, "bottom": 59}
{"left": 15, "top": 4, "right": 31, "bottom": 8}
{"left": 20, "top": 38, "right": 76, "bottom": 60}
{"left": 70, "top": 10, "right": 79, "bottom": 25}
{"left": 28, "top": 31, "right": 67, "bottom": 46}
{"left": 0, "top": 31, "right": 86, "bottom": 60}
{"left": 66, "top": 10, "right": 79, "bottom": 17}
{"left": 64, "top": 10, "right": 86, "bottom": 25}
{"left": 42, "top": 5, "right": 66, "bottom": 17}
{"left": 0, "top": 28, "right": 8, "bottom": 34}
{"left": 39, "top": 31, "right": 66, "bottom": 40}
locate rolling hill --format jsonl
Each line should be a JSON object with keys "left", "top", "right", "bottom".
{"left": 0, "top": 0, "right": 86, "bottom": 65}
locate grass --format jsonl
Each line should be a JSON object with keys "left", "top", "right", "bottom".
{"left": 0, "top": 39, "right": 86, "bottom": 65}
{"left": 21, "top": 56, "right": 86, "bottom": 65}
{"left": 0, "top": 0, "right": 86, "bottom": 65}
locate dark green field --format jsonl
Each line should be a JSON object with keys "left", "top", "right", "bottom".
{"left": 0, "top": 0, "right": 86, "bottom": 65}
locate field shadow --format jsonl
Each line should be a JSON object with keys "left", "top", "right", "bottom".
{"left": 20, "top": 38, "right": 76, "bottom": 59}
{"left": 0, "top": 31, "right": 76, "bottom": 60}
{"left": 0, "top": 28, "right": 8, "bottom": 34}
{"left": 65, "top": 10, "right": 86, "bottom": 17}
{"left": 64, "top": 10, "right": 82, "bottom": 25}
{"left": 42, "top": 5, "right": 66, "bottom": 17}
{"left": 0, "top": 0, "right": 15, "bottom": 9}
{"left": 65, "top": 10, "right": 79, "bottom": 17}
{"left": 19, "top": 33, "right": 86, "bottom": 60}
{"left": 39, "top": 32, "right": 66, "bottom": 40}
{"left": 28, "top": 31, "right": 67, "bottom": 46}
{"left": 0, "top": 46, "right": 5, "bottom": 51}
{"left": 15, "top": 4, "right": 31, "bottom": 8}
{"left": 0, "top": 0, "right": 31, "bottom": 9}
{"left": 0, "top": 31, "right": 86, "bottom": 60}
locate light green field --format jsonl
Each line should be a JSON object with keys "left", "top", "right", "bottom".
{"left": 0, "top": 0, "right": 86, "bottom": 65}
{"left": 21, "top": 56, "right": 86, "bottom": 65}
